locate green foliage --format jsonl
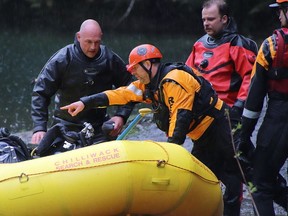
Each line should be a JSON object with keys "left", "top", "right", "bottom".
{"left": 0, "top": 0, "right": 277, "bottom": 37}
{"left": 231, "top": 122, "right": 242, "bottom": 135}
{"left": 247, "top": 181, "right": 257, "bottom": 194}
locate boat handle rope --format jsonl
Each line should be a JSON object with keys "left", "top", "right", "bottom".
{"left": 0, "top": 141, "right": 219, "bottom": 185}
{"left": 19, "top": 172, "right": 29, "bottom": 183}
{"left": 0, "top": 159, "right": 219, "bottom": 185}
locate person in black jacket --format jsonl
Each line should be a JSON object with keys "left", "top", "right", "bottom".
{"left": 240, "top": 0, "right": 288, "bottom": 215}
{"left": 31, "top": 19, "right": 133, "bottom": 153}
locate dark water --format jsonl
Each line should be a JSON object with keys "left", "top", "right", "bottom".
{"left": 0, "top": 30, "right": 71, "bottom": 132}
{"left": 0, "top": 30, "right": 193, "bottom": 133}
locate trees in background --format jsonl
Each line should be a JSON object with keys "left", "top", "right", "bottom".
{"left": 0, "top": 0, "right": 278, "bottom": 38}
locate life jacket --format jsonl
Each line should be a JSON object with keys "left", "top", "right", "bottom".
{"left": 268, "top": 28, "right": 288, "bottom": 98}
{"left": 152, "top": 63, "right": 218, "bottom": 133}
{"left": 271, "top": 28, "right": 288, "bottom": 78}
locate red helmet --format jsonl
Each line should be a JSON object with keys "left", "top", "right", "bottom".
{"left": 126, "top": 44, "right": 163, "bottom": 72}
{"left": 269, "top": 0, "right": 288, "bottom": 7}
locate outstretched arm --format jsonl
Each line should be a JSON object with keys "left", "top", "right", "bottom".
{"left": 60, "top": 91, "right": 119, "bottom": 117}
{"left": 60, "top": 101, "right": 85, "bottom": 116}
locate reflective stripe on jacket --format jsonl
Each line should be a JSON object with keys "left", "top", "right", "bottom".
{"left": 244, "top": 27, "right": 288, "bottom": 119}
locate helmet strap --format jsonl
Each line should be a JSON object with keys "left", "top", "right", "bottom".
{"left": 139, "top": 61, "right": 153, "bottom": 80}
{"left": 284, "top": 9, "right": 288, "bottom": 26}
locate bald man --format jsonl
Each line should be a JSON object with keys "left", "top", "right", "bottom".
{"left": 76, "top": 19, "right": 103, "bottom": 58}
{"left": 31, "top": 19, "right": 133, "bottom": 156}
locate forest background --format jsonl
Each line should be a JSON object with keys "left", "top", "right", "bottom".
{"left": 0, "top": 0, "right": 281, "bottom": 132}
{"left": 0, "top": 0, "right": 279, "bottom": 37}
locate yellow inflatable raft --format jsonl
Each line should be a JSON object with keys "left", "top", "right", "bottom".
{"left": 0, "top": 140, "right": 223, "bottom": 216}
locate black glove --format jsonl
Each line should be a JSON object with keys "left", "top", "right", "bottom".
{"left": 101, "top": 120, "right": 117, "bottom": 140}
{"left": 167, "top": 136, "right": 185, "bottom": 145}
{"left": 230, "top": 106, "right": 242, "bottom": 124}
{"left": 238, "top": 116, "right": 258, "bottom": 161}
{"left": 101, "top": 120, "right": 115, "bottom": 134}
{"left": 240, "top": 116, "right": 257, "bottom": 142}
{"left": 237, "top": 138, "right": 255, "bottom": 162}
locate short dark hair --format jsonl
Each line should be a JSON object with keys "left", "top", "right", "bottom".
{"left": 202, "top": 0, "right": 230, "bottom": 17}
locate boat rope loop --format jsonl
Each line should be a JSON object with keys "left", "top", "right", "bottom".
{"left": 157, "top": 159, "right": 166, "bottom": 167}
{"left": 18, "top": 173, "right": 29, "bottom": 183}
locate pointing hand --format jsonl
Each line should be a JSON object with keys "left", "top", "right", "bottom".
{"left": 60, "top": 101, "right": 85, "bottom": 116}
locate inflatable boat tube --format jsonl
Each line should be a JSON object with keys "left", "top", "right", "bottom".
{"left": 0, "top": 140, "right": 223, "bottom": 216}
